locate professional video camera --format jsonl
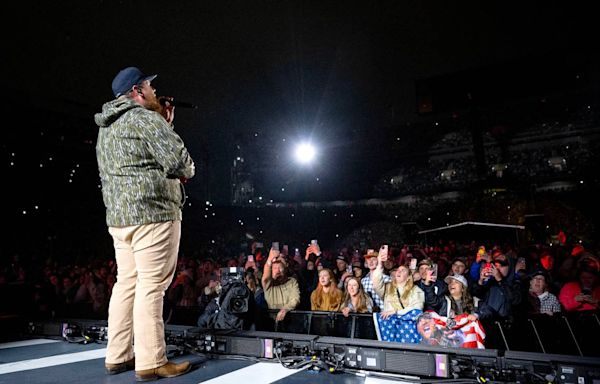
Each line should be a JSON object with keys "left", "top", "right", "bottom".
{"left": 220, "top": 267, "right": 250, "bottom": 314}
{"left": 197, "top": 267, "right": 255, "bottom": 330}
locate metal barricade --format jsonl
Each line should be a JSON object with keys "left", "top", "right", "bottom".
{"left": 263, "top": 310, "right": 377, "bottom": 339}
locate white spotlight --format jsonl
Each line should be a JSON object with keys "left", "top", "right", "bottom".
{"left": 295, "top": 143, "right": 316, "bottom": 164}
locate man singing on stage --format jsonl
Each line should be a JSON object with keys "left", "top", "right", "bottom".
{"left": 95, "top": 66, "right": 195, "bottom": 381}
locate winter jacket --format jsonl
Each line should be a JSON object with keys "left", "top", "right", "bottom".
{"left": 423, "top": 283, "right": 479, "bottom": 317}
{"left": 95, "top": 98, "right": 195, "bottom": 226}
{"left": 417, "top": 279, "right": 447, "bottom": 311}
{"left": 471, "top": 270, "right": 522, "bottom": 321}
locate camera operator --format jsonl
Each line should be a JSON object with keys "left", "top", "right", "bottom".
{"left": 197, "top": 268, "right": 255, "bottom": 330}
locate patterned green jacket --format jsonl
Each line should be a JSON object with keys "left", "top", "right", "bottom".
{"left": 94, "top": 98, "right": 195, "bottom": 227}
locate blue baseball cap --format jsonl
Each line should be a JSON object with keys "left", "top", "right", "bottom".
{"left": 111, "top": 67, "right": 157, "bottom": 97}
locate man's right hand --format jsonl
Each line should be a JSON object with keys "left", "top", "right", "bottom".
{"left": 268, "top": 248, "right": 280, "bottom": 264}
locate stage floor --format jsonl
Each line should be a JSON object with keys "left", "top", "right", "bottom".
{"left": 0, "top": 338, "right": 412, "bottom": 384}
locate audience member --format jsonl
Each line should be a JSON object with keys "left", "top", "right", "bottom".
{"left": 423, "top": 272, "right": 477, "bottom": 320}
{"left": 559, "top": 264, "right": 600, "bottom": 312}
{"left": 261, "top": 247, "right": 301, "bottom": 321}
{"left": 527, "top": 270, "right": 561, "bottom": 315}
{"left": 471, "top": 251, "right": 522, "bottom": 321}
{"left": 361, "top": 249, "right": 390, "bottom": 311}
{"left": 334, "top": 253, "right": 352, "bottom": 289}
{"left": 415, "top": 258, "right": 446, "bottom": 310}
{"left": 372, "top": 249, "right": 424, "bottom": 319}
{"left": 310, "top": 268, "right": 343, "bottom": 311}
{"left": 340, "top": 277, "right": 374, "bottom": 316}
{"left": 450, "top": 257, "right": 468, "bottom": 277}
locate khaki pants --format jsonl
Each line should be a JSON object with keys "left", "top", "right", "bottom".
{"left": 105, "top": 221, "right": 180, "bottom": 370}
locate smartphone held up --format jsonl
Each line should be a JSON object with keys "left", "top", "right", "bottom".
{"left": 430, "top": 263, "right": 438, "bottom": 279}
{"left": 379, "top": 244, "right": 389, "bottom": 260}
{"left": 409, "top": 258, "right": 417, "bottom": 271}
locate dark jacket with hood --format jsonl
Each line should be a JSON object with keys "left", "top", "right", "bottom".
{"left": 417, "top": 279, "right": 447, "bottom": 311}
{"left": 422, "top": 283, "right": 477, "bottom": 318}
{"left": 470, "top": 259, "right": 522, "bottom": 321}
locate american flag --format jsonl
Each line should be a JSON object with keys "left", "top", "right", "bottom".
{"left": 428, "top": 311, "right": 486, "bottom": 349}
{"left": 373, "top": 309, "right": 423, "bottom": 344}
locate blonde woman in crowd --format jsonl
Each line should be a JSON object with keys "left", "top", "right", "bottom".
{"left": 372, "top": 246, "right": 424, "bottom": 320}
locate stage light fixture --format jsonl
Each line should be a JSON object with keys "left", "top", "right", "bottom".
{"left": 295, "top": 143, "right": 316, "bottom": 164}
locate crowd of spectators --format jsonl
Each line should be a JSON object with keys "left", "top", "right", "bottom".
{"left": 429, "top": 129, "right": 497, "bottom": 151}
{"left": 2, "top": 96, "right": 599, "bottom": 353}
{"left": 376, "top": 138, "right": 598, "bottom": 198}
{"left": 1, "top": 253, "right": 116, "bottom": 320}
{"left": 3, "top": 233, "right": 598, "bottom": 352}
{"left": 374, "top": 101, "right": 600, "bottom": 198}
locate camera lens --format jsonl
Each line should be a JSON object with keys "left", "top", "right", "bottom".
{"left": 231, "top": 298, "right": 246, "bottom": 312}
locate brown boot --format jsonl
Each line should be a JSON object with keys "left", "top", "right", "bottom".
{"left": 135, "top": 361, "right": 191, "bottom": 382}
{"left": 105, "top": 357, "right": 135, "bottom": 375}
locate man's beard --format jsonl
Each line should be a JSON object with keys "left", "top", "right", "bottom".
{"left": 144, "top": 95, "right": 162, "bottom": 113}
{"left": 272, "top": 275, "right": 288, "bottom": 286}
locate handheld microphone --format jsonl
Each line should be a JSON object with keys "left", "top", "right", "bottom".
{"left": 159, "top": 98, "right": 198, "bottom": 109}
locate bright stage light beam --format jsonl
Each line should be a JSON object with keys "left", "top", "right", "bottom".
{"left": 295, "top": 143, "right": 316, "bottom": 164}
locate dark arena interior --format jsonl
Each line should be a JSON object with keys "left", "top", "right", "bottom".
{"left": 2, "top": 2, "right": 600, "bottom": 383}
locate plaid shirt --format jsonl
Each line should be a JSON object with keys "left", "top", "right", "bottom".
{"left": 537, "top": 291, "right": 561, "bottom": 314}
{"left": 362, "top": 272, "right": 391, "bottom": 310}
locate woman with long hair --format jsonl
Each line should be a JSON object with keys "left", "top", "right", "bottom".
{"left": 422, "top": 271, "right": 477, "bottom": 320}
{"left": 371, "top": 247, "right": 425, "bottom": 344}
{"left": 310, "top": 268, "right": 343, "bottom": 311}
{"left": 340, "top": 277, "right": 374, "bottom": 316}
{"left": 372, "top": 249, "right": 424, "bottom": 320}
